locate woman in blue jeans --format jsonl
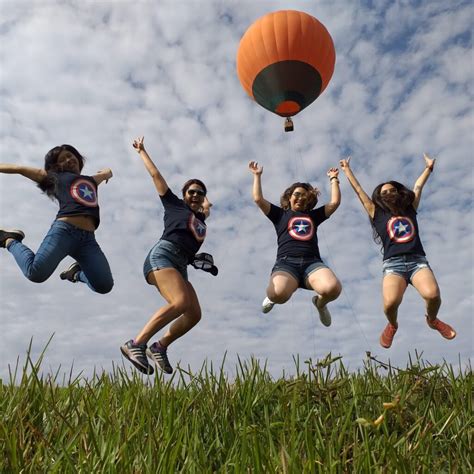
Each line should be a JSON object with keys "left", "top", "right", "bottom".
{"left": 340, "top": 154, "right": 456, "bottom": 348}
{"left": 0, "top": 144, "right": 113, "bottom": 294}
{"left": 120, "top": 136, "right": 213, "bottom": 375}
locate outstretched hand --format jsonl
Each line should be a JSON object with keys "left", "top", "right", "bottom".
{"left": 339, "top": 156, "right": 351, "bottom": 172}
{"left": 133, "top": 136, "right": 145, "bottom": 153}
{"left": 423, "top": 152, "right": 436, "bottom": 171}
{"left": 327, "top": 167, "right": 339, "bottom": 179}
{"left": 96, "top": 168, "right": 113, "bottom": 183}
{"left": 248, "top": 161, "right": 263, "bottom": 175}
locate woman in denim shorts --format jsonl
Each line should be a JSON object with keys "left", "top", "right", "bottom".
{"left": 121, "top": 136, "right": 212, "bottom": 375}
{"left": 248, "top": 161, "right": 342, "bottom": 327}
{"left": 340, "top": 154, "right": 456, "bottom": 348}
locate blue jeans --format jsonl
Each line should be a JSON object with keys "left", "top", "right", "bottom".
{"left": 7, "top": 220, "right": 113, "bottom": 294}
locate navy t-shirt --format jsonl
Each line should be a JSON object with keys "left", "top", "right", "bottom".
{"left": 54, "top": 172, "right": 100, "bottom": 228}
{"left": 266, "top": 204, "right": 328, "bottom": 260}
{"left": 159, "top": 188, "right": 207, "bottom": 258}
{"left": 372, "top": 205, "right": 425, "bottom": 260}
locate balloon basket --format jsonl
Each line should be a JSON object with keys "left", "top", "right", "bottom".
{"left": 284, "top": 117, "right": 294, "bottom": 132}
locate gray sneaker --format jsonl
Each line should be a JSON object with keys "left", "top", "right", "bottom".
{"left": 120, "top": 339, "right": 154, "bottom": 375}
{"left": 60, "top": 262, "right": 81, "bottom": 282}
{"left": 147, "top": 342, "right": 173, "bottom": 374}
{"left": 312, "top": 295, "right": 332, "bottom": 327}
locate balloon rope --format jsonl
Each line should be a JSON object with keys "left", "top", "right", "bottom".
{"left": 289, "top": 132, "right": 373, "bottom": 352}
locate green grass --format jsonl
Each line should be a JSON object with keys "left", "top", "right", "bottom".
{"left": 1, "top": 346, "right": 472, "bottom": 473}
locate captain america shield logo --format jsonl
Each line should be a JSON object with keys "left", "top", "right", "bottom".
{"left": 386, "top": 216, "right": 415, "bottom": 243}
{"left": 288, "top": 216, "right": 314, "bottom": 241}
{"left": 188, "top": 214, "right": 206, "bottom": 242}
{"left": 70, "top": 179, "right": 98, "bottom": 207}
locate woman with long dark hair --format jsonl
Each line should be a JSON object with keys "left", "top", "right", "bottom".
{"left": 120, "top": 136, "right": 215, "bottom": 375}
{"left": 0, "top": 145, "right": 113, "bottom": 293}
{"left": 248, "top": 161, "right": 342, "bottom": 326}
{"left": 340, "top": 154, "right": 456, "bottom": 348}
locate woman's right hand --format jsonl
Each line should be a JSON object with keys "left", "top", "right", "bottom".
{"left": 248, "top": 161, "right": 263, "bottom": 175}
{"left": 339, "top": 156, "right": 352, "bottom": 172}
{"left": 133, "top": 136, "right": 145, "bottom": 153}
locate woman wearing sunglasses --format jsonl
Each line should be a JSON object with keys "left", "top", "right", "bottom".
{"left": 248, "top": 161, "right": 342, "bottom": 327}
{"left": 340, "top": 154, "right": 456, "bottom": 348}
{"left": 121, "top": 136, "right": 211, "bottom": 375}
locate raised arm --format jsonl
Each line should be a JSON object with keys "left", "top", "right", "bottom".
{"left": 340, "top": 157, "right": 375, "bottom": 219}
{"left": 133, "top": 136, "right": 169, "bottom": 196}
{"left": 248, "top": 161, "right": 271, "bottom": 215}
{"left": 201, "top": 196, "right": 212, "bottom": 218}
{"left": 412, "top": 153, "right": 435, "bottom": 210}
{"left": 324, "top": 167, "right": 341, "bottom": 217}
{"left": 93, "top": 168, "right": 113, "bottom": 186}
{"left": 0, "top": 163, "right": 46, "bottom": 183}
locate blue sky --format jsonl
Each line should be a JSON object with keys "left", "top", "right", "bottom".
{"left": 0, "top": 0, "right": 472, "bottom": 380}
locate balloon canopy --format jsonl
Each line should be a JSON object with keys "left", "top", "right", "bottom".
{"left": 236, "top": 10, "right": 336, "bottom": 121}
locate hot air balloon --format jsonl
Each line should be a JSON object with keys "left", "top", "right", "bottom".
{"left": 236, "top": 10, "right": 336, "bottom": 132}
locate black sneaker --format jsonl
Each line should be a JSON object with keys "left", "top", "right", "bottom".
{"left": 147, "top": 342, "right": 173, "bottom": 374}
{"left": 0, "top": 229, "right": 25, "bottom": 248}
{"left": 120, "top": 340, "right": 154, "bottom": 375}
{"left": 60, "top": 262, "right": 81, "bottom": 282}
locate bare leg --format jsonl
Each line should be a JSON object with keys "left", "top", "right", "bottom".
{"left": 382, "top": 274, "right": 408, "bottom": 326}
{"left": 306, "top": 267, "right": 341, "bottom": 307}
{"left": 135, "top": 268, "right": 191, "bottom": 345}
{"left": 266, "top": 271, "right": 299, "bottom": 304}
{"left": 160, "top": 281, "right": 201, "bottom": 347}
{"left": 411, "top": 268, "right": 441, "bottom": 320}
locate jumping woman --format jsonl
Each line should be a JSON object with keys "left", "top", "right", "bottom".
{"left": 248, "top": 161, "right": 342, "bottom": 326}
{"left": 121, "top": 136, "right": 212, "bottom": 375}
{"left": 0, "top": 145, "right": 113, "bottom": 294}
{"left": 340, "top": 154, "right": 456, "bottom": 348}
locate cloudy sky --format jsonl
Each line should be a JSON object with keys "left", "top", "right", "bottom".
{"left": 0, "top": 0, "right": 472, "bottom": 380}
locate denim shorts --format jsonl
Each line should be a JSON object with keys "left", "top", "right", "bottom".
{"left": 382, "top": 254, "right": 431, "bottom": 284}
{"left": 143, "top": 240, "right": 189, "bottom": 282}
{"left": 271, "top": 255, "right": 328, "bottom": 289}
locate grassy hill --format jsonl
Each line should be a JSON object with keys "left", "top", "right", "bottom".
{"left": 1, "top": 349, "right": 472, "bottom": 472}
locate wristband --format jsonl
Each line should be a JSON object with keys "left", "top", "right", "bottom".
{"left": 426, "top": 165, "right": 434, "bottom": 172}
{"left": 330, "top": 177, "right": 339, "bottom": 182}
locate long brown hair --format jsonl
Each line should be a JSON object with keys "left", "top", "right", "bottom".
{"left": 280, "top": 182, "right": 320, "bottom": 212}
{"left": 37, "top": 145, "right": 85, "bottom": 200}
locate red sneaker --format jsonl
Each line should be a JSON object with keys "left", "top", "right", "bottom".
{"left": 380, "top": 323, "right": 398, "bottom": 348}
{"left": 426, "top": 317, "right": 456, "bottom": 340}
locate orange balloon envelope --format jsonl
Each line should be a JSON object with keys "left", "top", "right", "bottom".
{"left": 236, "top": 10, "right": 336, "bottom": 118}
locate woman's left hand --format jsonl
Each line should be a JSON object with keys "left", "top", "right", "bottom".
{"left": 97, "top": 168, "right": 113, "bottom": 182}
{"left": 327, "top": 167, "right": 339, "bottom": 179}
{"left": 423, "top": 152, "right": 436, "bottom": 171}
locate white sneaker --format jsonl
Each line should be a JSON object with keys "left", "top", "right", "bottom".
{"left": 262, "top": 296, "right": 275, "bottom": 314}
{"left": 312, "top": 295, "right": 332, "bottom": 327}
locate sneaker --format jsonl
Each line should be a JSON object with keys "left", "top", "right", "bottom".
{"left": 262, "top": 297, "right": 275, "bottom": 314}
{"left": 426, "top": 317, "right": 456, "bottom": 340}
{"left": 120, "top": 340, "right": 154, "bottom": 375}
{"left": 60, "top": 262, "right": 81, "bottom": 282}
{"left": 380, "top": 323, "right": 398, "bottom": 348}
{"left": 0, "top": 229, "right": 25, "bottom": 248}
{"left": 147, "top": 342, "right": 173, "bottom": 374}
{"left": 312, "top": 295, "right": 332, "bottom": 327}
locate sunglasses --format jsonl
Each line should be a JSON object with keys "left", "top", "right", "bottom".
{"left": 187, "top": 189, "right": 205, "bottom": 197}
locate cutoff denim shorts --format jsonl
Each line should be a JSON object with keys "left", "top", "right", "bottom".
{"left": 382, "top": 254, "right": 431, "bottom": 284}
{"left": 271, "top": 255, "right": 328, "bottom": 289}
{"left": 143, "top": 239, "right": 189, "bottom": 282}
